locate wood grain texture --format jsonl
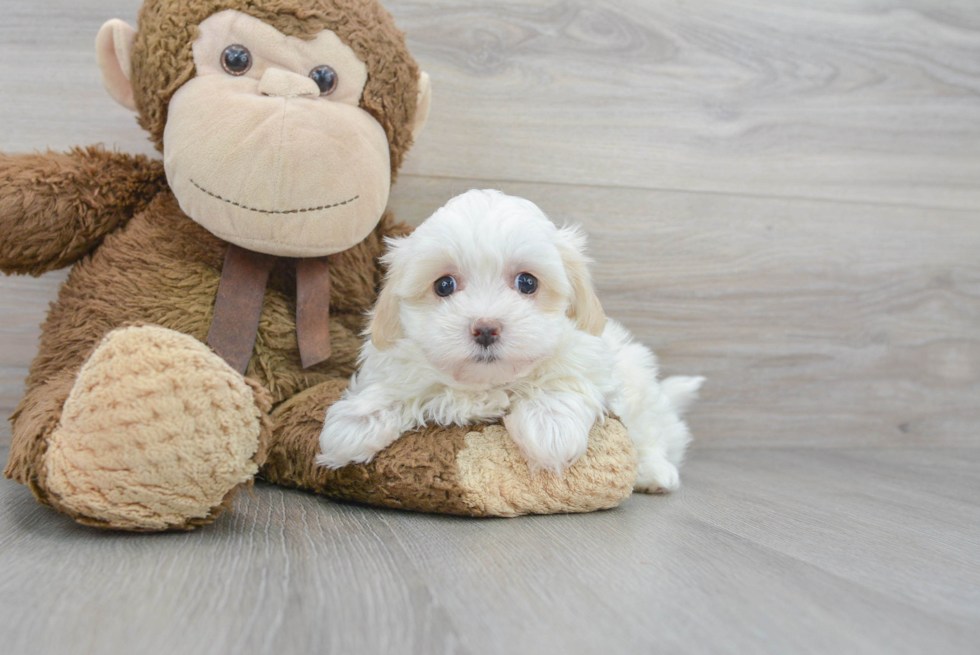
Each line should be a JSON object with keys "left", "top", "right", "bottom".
{"left": 1, "top": 445, "right": 977, "bottom": 655}
{"left": 0, "top": 1, "right": 146, "bottom": 155}
{"left": 0, "top": 447, "right": 462, "bottom": 655}
{"left": 3, "top": 1, "right": 980, "bottom": 208}
{"left": 392, "top": 0, "right": 980, "bottom": 209}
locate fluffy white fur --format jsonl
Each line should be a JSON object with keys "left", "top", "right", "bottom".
{"left": 317, "top": 189, "right": 703, "bottom": 493}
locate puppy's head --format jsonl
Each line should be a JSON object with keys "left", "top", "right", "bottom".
{"left": 370, "top": 189, "right": 605, "bottom": 386}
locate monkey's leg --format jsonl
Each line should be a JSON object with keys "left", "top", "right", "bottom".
{"left": 262, "top": 382, "right": 639, "bottom": 517}
{"left": 4, "top": 325, "right": 272, "bottom": 531}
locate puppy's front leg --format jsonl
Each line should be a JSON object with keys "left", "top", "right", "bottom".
{"left": 504, "top": 393, "right": 598, "bottom": 475}
{"left": 316, "top": 386, "right": 409, "bottom": 469}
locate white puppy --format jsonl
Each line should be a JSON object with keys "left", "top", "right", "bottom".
{"left": 317, "top": 190, "right": 703, "bottom": 493}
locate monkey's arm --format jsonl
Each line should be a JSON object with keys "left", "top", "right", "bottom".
{"left": 0, "top": 145, "right": 167, "bottom": 276}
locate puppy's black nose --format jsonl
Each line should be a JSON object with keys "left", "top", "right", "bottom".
{"left": 472, "top": 320, "right": 502, "bottom": 347}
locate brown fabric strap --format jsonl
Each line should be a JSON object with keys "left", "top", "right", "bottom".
{"left": 207, "top": 245, "right": 276, "bottom": 375}
{"left": 296, "top": 256, "right": 332, "bottom": 369}
{"left": 207, "top": 245, "right": 333, "bottom": 374}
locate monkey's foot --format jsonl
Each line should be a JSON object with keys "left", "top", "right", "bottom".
{"left": 264, "top": 381, "right": 638, "bottom": 517}
{"left": 42, "top": 325, "right": 269, "bottom": 531}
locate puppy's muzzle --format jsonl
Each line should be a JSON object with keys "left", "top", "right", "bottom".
{"left": 471, "top": 320, "right": 502, "bottom": 347}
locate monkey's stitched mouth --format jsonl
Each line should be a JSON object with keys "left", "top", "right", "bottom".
{"left": 190, "top": 179, "right": 359, "bottom": 215}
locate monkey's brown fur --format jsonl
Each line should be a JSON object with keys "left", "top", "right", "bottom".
{"left": 1, "top": 0, "right": 636, "bottom": 531}
{"left": 0, "top": 147, "right": 166, "bottom": 276}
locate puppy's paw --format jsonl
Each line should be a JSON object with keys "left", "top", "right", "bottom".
{"left": 504, "top": 400, "right": 593, "bottom": 476}
{"left": 635, "top": 452, "right": 681, "bottom": 494}
{"left": 316, "top": 400, "right": 403, "bottom": 469}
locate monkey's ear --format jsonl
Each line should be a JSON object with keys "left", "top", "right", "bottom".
{"left": 369, "top": 283, "right": 403, "bottom": 350}
{"left": 96, "top": 19, "right": 138, "bottom": 112}
{"left": 557, "top": 226, "right": 607, "bottom": 337}
{"left": 412, "top": 72, "right": 432, "bottom": 140}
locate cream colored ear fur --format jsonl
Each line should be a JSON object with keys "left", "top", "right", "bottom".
{"left": 96, "top": 19, "right": 138, "bottom": 111}
{"left": 369, "top": 283, "right": 403, "bottom": 350}
{"left": 557, "top": 227, "right": 607, "bottom": 336}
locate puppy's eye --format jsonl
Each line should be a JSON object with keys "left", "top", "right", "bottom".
{"left": 221, "top": 45, "right": 252, "bottom": 76}
{"left": 515, "top": 272, "right": 538, "bottom": 295}
{"left": 309, "top": 65, "right": 338, "bottom": 96}
{"left": 434, "top": 275, "right": 457, "bottom": 297}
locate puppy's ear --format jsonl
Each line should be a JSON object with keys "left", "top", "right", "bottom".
{"left": 557, "top": 226, "right": 606, "bottom": 336}
{"left": 369, "top": 283, "right": 402, "bottom": 350}
{"left": 370, "top": 239, "right": 407, "bottom": 350}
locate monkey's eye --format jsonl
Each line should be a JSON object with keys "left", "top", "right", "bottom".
{"left": 516, "top": 273, "right": 538, "bottom": 295}
{"left": 309, "top": 65, "right": 338, "bottom": 96}
{"left": 221, "top": 45, "right": 252, "bottom": 76}
{"left": 434, "top": 276, "right": 457, "bottom": 297}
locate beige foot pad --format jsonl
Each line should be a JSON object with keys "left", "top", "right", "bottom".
{"left": 455, "top": 421, "right": 638, "bottom": 516}
{"left": 43, "top": 325, "right": 265, "bottom": 531}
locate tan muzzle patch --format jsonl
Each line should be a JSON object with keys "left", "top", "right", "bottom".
{"left": 163, "top": 10, "right": 391, "bottom": 257}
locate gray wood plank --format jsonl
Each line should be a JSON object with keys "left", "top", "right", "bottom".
{"left": 354, "top": 447, "right": 980, "bottom": 655}
{"left": 3, "top": 1, "right": 980, "bottom": 208}
{"left": 392, "top": 0, "right": 980, "bottom": 208}
{"left": 0, "top": 1, "right": 150, "bottom": 156}
{"left": 682, "top": 448, "right": 980, "bottom": 622}
{"left": 377, "top": 448, "right": 980, "bottom": 655}
{"left": 3, "top": 445, "right": 976, "bottom": 655}
{"left": 0, "top": 445, "right": 465, "bottom": 655}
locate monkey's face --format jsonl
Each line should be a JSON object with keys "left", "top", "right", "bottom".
{"left": 96, "top": 8, "right": 431, "bottom": 258}
{"left": 161, "top": 10, "right": 389, "bottom": 257}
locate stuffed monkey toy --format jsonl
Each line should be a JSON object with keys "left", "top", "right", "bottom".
{"left": 0, "top": 0, "right": 638, "bottom": 531}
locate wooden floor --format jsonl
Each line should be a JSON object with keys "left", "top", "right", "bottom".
{"left": 1, "top": 445, "right": 978, "bottom": 655}
{"left": 1, "top": 1, "right": 978, "bottom": 653}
